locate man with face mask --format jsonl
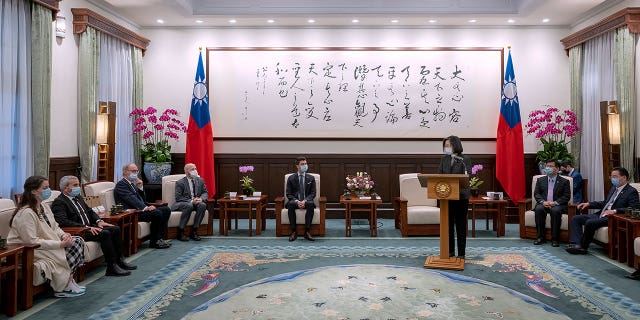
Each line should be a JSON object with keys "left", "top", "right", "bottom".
{"left": 51, "top": 175, "right": 136, "bottom": 276}
{"left": 114, "top": 163, "right": 172, "bottom": 249}
{"left": 285, "top": 156, "right": 316, "bottom": 242}
{"left": 171, "top": 163, "right": 209, "bottom": 241}
{"left": 567, "top": 167, "right": 640, "bottom": 254}
{"left": 559, "top": 160, "right": 583, "bottom": 204}
{"left": 532, "top": 159, "right": 571, "bottom": 247}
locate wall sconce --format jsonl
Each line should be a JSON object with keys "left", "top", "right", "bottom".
{"left": 55, "top": 13, "right": 66, "bottom": 38}
{"left": 607, "top": 101, "right": 620, "bottom": 145}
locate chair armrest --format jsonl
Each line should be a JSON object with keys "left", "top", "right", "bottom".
{"left": 62, "top": 226, "right": 91, "bottom": 237}
{"left": 274, "top": 196, "right": 285, "bottom": 204}
{"left": 319, "top": 196, "right": 327, "bottom": 203}
{"left": 146, "top": 200, "right": 167, "bottom": 207}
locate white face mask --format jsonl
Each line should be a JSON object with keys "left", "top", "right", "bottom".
{"left": 190, "top": 170, "right": 199, "bottom": 178}
{"left": 444, "top": 147, "right": 453, "bottom": 155}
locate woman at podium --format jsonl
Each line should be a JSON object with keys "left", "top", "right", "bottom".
{"left": 437, "top": 135, "right": 471, "bottom": 259}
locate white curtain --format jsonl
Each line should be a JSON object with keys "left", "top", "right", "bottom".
{"left": 0, "top": 0, "right": 32, "bottom": 198}
{"left": 581, "top": 32, "right": 616, "bottom": 201}
{"left": 98, "top": 34, "right": 134, "bottom": 181}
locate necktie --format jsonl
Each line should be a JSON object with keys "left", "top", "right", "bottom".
{"left": 73, "top": 198, "right": 91, "bottom": 226}
{"left": 601, "top": 188, "right": 621, "bottom": 217}
{"left": 299, "top": 174, "right": 305, "bottom": 200}
{"left": 191, "top": 179, "right": 196, "bottom": 198}
{"left": 547, "top": 178, "right": 555, "bottom": 201}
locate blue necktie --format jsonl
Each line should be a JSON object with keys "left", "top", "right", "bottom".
{"left": 299, "top": 174, "right": 305, "bottom": 200}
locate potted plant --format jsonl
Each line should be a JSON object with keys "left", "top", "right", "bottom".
{"left": 525, "top": 106, "right": 580, "bottom": 172}
{"left": 239, "top": 165, "right": 255, "bottom": 196}
{"left": 130, "top": 106, "right": 187, "bottom": 183}
{"left": 345, "top": 172, "right": 375, "bottom": 197}
{"left": 469, "top": 164, "right": 484, "bottom": 197}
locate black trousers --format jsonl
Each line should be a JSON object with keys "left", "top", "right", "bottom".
{"left": 83, "top": 225, "right": 123, "bottom": 263}
{"left": 286, "top": 200, "right": 315, "bottom": 231}
{"left": 138, "top": 206, "right": 171, "bottom": 244}
{"left": 534, "top": 204, "right": 565, "bottom": 241}
{"left": 448, "top": 198, "right": 469, "bottom": 257}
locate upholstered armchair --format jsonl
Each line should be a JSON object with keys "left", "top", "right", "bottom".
{"left": 634, "top": 237, "right": 640, "bottom": 269}
{"left": 161, "top": 174, "right": 213, "bottom": 237}
{"left": 393, "top": 173, "right": 440, "bottom": 236}
{"left": 274, "top": 173, "right": 326, "bottom": 237}
{"left": 518, "top": 175, "right": 575, "bottom": 242}
{"left": 597, "top": 183, "right": 640, "bottom": 253}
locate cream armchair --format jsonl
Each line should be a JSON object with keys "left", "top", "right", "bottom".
{"left": 161, "top": 174, "right": 213, "bottom": 237}
{"left": 518, "top": 175, "right": 575, "bottom": 242}
{"left": 634, "top": 237, "right": 640, "bottom": 269}
{"left": 274, "top": 173, "right": 326, "bottom": 237}
{"left": 393, "top": 173, "right": 440, "bottom": 236}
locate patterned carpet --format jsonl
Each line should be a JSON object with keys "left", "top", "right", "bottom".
{"left": 87, "top": 245, "right": 640, "bottom": 320}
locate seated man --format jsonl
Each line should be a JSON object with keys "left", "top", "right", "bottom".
{"left": 51, "top": 175, "right": 136, "bottom": 276}
{"left": 567, "top": 167, "right": 640, "bottom": 254}
{"left": 560, "top": 160, "right": 583, "bottom": 204}
{"left": 171, "top": 163, "right": 208, "bottom": 241}
{"left": 114, "top": 163, "right": 172, "bottom": 249}
{"left": 533, "top": 159, "right": 571, "bottom": 247}
{"left": 285, "top": 156, "right": 316, "bottom": 242}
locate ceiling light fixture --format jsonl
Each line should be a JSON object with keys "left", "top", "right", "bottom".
{"left": 156, "top": 19, "right": 164, "bottom": 24}
{"left": 390, "top": 19, "right": 399, "bottom": 23}
{"left": 308, "top": 19, "right": 316, "bottom": 24}
{"left": 229, "top": 19, "right": 237, "bottom": 24}
{"left": 468, "top": 19, "right": 477, "bottom": 23}
{"left": 195, "top": 20, "right": 203, "bottom": 24}
{"left": 267, "top": 19, "right": 275, "bottom": 23}
{"left": 507, "top": 19, "right": 515, "bottom": 23}
{"left": 542, "top": 18, "right": 550, "bottom": 23}
{"left": 352, "top": 19, "right": 359, "bottom": 23}
{"left": 428, "top": 19, "right": 437, "bottom": 23}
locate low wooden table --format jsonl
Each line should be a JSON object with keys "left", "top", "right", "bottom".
{"left": 468, "top": 196, "right": 508, "bottom": 237}
{"left": 217, "top": 195, "right": 268, "bottom": 236}
{"left": 102, "top": 209, "right": 138, "bottom": 256}
{"left": 340, "top": 194, "right": 383, "bottom": 237}
{"left": 608, "top": 213, "right": 640, "bottom": 266}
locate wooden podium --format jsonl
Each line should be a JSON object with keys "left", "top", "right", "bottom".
{"left": 418, "top": 174, "right": 469, "bottom": 270}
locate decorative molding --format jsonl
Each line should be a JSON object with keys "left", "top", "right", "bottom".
{"left": 33, "top": 0, "right": 61, "bottom": 19}
{"left": 561, "top": 7, "right": 640, "bottom": 51}
{"left": 71, "top": 8, "right": 150, "bottom": 53}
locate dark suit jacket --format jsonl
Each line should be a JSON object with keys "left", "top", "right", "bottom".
{"left": 286, "top": 173, "right": 316, "bottom": 205}
{"left": 114, "top": 178, "right": 147, "bottom": 210}
{"left": 533, "top": 175, "right": 571, "bottom": 208}
{"left": 562, "top": 169, "right": 583, "bottom": 203}
{"left": 174, "top": 176, "right": 208, "bottom": 204}
{"left": 437, "top": 154, "right": 472, "bottom": 199}
{"left": 588, "top": 183, "right": 640, "bottom": 215}
{"left": 51, "top": 193, "right": 101, "bottom": 227}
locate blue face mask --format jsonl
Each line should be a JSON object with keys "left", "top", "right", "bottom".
{"left": 70, "top": 186, "right": 81, "bottom": 197}
{"left": 300, "top": 164, "right": 308, "bottom": 173}
{"left": 444, "top": 147, "right": 453, "bottom": 155}
{"left": 39, "top": 188, "right": 51, "bottom": 201}
{"left": 190, "top": 170, "right": 199, "bottom": 178}
{"left": 544, "top": 167, "right": 554, "bottom": 176}
{"left": 129, "top": 173, "right": 138, "bottom": 181}
{"left": 611, "top": 177, "right": 621, "bottom": 187}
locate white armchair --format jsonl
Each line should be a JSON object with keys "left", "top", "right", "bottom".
{"left": 161, "top": 174, "right": 213, "bottom": 237}
{"left": 634, "top": 237, "right": 640, "bottom": 269}
{"left": 519, "top": 175, "right": 575, "bottom": 242}
{"left": 393, "top": 173, "right": 440, "bottom": 236}
{"left": 274, "top": 173, "right": 326, "bottom": 237}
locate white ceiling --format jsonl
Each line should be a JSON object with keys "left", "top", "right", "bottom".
{"left": 90, "top": 0, "right": 617, "bottom": 28}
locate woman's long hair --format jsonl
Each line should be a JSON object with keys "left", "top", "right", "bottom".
{"left": 11, "top": 175, "right": 48, "bottom": 226}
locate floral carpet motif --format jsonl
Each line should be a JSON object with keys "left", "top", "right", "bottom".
{"left": 87, "top": 245, "right": 640, "bottom": 320}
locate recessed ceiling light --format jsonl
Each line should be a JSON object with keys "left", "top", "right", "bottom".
{"left": 352, "top": 19, "right": 359, "bottom": 23}
{"left": 267, "top": 19, "right": 275, "bottom": 24}
{"left": 542, "top": 18, "right": 550, "bottom": 23}
{"left": 229, "top": 19, "right": 237, "bottom": 24}
{"left": 428, "top": 19, "right": 437, "bottom": 23}
{"left": 507, "top": 19, "right": 515, "bottom": 23}
{"left": 308, "top": 19, "right": 316, "bottom": 24}
{"left": 195, "top": 20, "right": 203, "bottom": 24}
{"left": 156, "top": 19, "right": 164, "bottom": 24}
{"left": 390, "top": 19, "right": 399, "bottom": 23}
{"left": 468, "top": 19, "right": 477, "bottom": 23}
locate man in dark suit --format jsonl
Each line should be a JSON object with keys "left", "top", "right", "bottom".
{"left": 114, "top": 163, "right": 172, "bottom": 249}
{"left": 560, "top": 160, "right": 583, "bottom": 204}
{"left": 567, "top": 167, "right": 640, "bottom": 254}
{"left": 285, "top": 156, "right": 316, "bottom": 242}
{"left": 171, "top": 163, "right": 208, "bottom": 241}
{"left": 533, "top": 159, "right": 571, "bottom": 247}
{"left": 51, "top": 175, "right": 136, "bottom": 276}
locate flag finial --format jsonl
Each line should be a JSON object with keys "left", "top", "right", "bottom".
{"left": 507, "top": 45, "right": 511, "bottom": 50}
{"left": 199, "top": 46, "right": 202, "bottom": 51}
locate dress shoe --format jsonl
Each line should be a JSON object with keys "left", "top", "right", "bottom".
{"left": 118, "top": 257, "right": 137, "bottom": 270}
{"left": 153, "top": 240, "right": 171, "bottom": 249}
{"left": 190, "top": 233, "right": 202, "bottom": 241}
{"left": 551, "top": 241, "right": 560, "bottom": 247}
{"left": 565, "top": 246, "right": 587, "bottom": 255}
{"left": 304, "top": 231, "right": 315, "bottom": 241}
{"left": 106, "top": 263, "right": 131, "bottom": 276}
{"left": 533, "top": 238, "right": 547, "bottom": 245}
{"left": 625, "top": 270, "right": 640, "bottom": 280}
{"left": 288, "top": 232, "right": 297, "bottom": 242}
{"left": 178, "top": 234, "right": 190, "bottom": 242}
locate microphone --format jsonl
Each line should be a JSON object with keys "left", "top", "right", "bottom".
{"left": 452, "top": 155, "right": 468, "bottom": 175}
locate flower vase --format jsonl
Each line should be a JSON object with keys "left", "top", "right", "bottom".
{"left": 143, "top": 162, "right": 172, "bottom": 184}
{"left": 470, "top": 188, "right": 480, "bottom": 197}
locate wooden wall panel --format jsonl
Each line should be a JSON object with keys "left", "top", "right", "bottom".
{"left": 49, "top": 157, "right": 81, "bottom": 190}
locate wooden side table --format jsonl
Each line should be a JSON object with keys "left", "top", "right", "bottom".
{"left": 217, "top": 195, "right": 268, "bottom": 236}
{"left": 340, "top": 194, "right": 383, "bottom": 237}
{"left": 103, "top": 209, "right": 138, "bottom": 256}
{"left": 0, "top": 244, "right": 24, "bottom": 317}
{"left": 468, "top": 196, "right": 507, "bottom": 237}
{"left": 608, "top": 214, "right": 640, "bottom": 267}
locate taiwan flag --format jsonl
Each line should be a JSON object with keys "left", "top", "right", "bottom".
{"left": 186, "top": 51, "right": 216, "bottom": 198}
{"left": 496, "top": 49, "right": 525, "bottom": 203}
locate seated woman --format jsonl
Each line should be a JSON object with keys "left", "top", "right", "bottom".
{"left": 8, "top": 175, "right": 86, "bottom": 298}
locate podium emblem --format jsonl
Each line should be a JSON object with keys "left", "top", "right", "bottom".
{"left": 434, "top": 182, "right": 452, "bottom": 199}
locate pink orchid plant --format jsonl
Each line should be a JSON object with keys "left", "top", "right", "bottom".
{"left": 469, "top": 164, "right": 484, "bottom": 189}
{"left": 129, "top": 106, "right": 187, "bottom": 163}
{"left": 525, "top": 106, "right": 580, "bottom": 163}
{"left": 239, "top": 165, "right": 255, "bottom": 193}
